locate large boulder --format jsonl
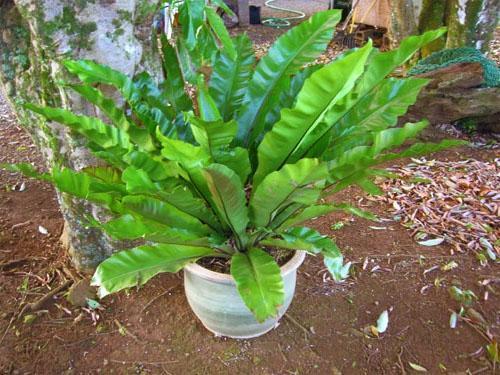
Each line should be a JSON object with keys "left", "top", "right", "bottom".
{"left": 405, "top": 62, "right": 500, "bottom": 134}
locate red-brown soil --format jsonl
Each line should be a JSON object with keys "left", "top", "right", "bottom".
{"left": 1, "top": 91, "right": 498, "bottom": 374}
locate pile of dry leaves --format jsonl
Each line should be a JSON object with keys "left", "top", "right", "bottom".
{"left": 370, "top": 158, "right": 499, "bottom": 259}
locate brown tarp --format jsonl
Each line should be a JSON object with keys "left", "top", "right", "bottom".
{"left": 352, "top": 0, "right": 391, "bottom": 29}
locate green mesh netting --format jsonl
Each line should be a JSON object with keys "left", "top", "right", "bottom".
{"left": 408, "top": 47, "right": 500, "bottom": 88}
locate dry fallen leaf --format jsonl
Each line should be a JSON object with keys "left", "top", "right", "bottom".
{"left": 38, "top": 225, "right": 48, "bottom": 235}
{"left": 408, "top": 362, "right": 428, "bottom": 372}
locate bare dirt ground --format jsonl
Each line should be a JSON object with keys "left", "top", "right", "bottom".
{"left": 1, "top": 23, "right": 500, "bottom": 375}
{"left": 1, "top": 97, "right": 499, "bottom": 374}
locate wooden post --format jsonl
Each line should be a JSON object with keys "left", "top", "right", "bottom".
{"left": 238, "top": 0, "right": 250, "bottom": 25}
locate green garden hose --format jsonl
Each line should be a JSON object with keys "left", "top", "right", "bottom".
{"left": 262, "top": 0, "right": 306, "bottom": 28}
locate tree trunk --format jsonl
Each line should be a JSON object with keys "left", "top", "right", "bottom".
{"left": 390, "top": 0, "right": 498, "bottom": 55}
{"left": 389, "top": 0, "right": 418, "bottom": 48}
{"left": 445, "top": 0, "right": 498, "bottom": 52}
{"left": 0, "top": 0, "right": 163, "bottom": 273}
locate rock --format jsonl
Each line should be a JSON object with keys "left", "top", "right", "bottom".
{"left": 405, "top": 63, "right": 500, "bottom": 134}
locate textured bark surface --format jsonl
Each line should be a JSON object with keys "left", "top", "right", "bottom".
{"left": 405, "top": 62, "right": 500, "bottom": 132}
{"left": 389, "top": 0, "right": 417, "bottom": 48}
{"left": 390, "top": 0, "right": 498, "bottom": 55}
{"left": 0, "top": 0, "right": 163, "bottom": 273}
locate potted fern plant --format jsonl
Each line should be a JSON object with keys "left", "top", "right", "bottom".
{"left": 3, "top": 2, "right": 458, "bottom": 338}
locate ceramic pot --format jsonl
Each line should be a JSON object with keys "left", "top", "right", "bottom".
{"left": 183, "top": 251, "right": 306, "bottom": 339}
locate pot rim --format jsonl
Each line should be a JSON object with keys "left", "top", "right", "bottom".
{"left": 184, "top": 250, "right": 306, "bottom": 285}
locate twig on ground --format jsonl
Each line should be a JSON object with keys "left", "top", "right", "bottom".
{"left": 277, "top": 343, "right": 288, "bottom": 362}
{"left": 11, "top": 220, "right": 31, "bottom": 230}
{"left": 284, "top": 313, "right": 310, "bottom": 338}
{"left": 18, "top": 280, "right": 72, "bottom": 318}
{"left": 0, "top": 257, "right": 44, "bottom": 271}
{"left": 114, "top": 319, "right": 141, "bottom": 343}
{"left": 396, "top": 347, "right": 406, "bottom": 375}
{"left": 110, "top": 359, "right": 179, "bottom": 366}
{"left": 140, "top": 286, "right": 176, "bottom": 314}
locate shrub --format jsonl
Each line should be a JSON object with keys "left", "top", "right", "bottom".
{"left": 2, "top": 3, "right": 461, "bottom": 322}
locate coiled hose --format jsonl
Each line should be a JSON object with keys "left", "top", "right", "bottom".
{"left": 262, "top": 0, "right": 306, "bottom": 28}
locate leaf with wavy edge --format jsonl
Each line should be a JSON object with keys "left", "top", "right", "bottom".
{"left": 179, "top": 0, "right": 205, "bottom": 50}
{"left": 291, "top": 28, "right": 446, "bottom": 161}
{"left": 278, "top": 203, "right": 377, "bottom": 229}
{"left": 328, "top": 121, "right": 429, "bottom": 181}
{"left": 231, "top": 248, "right": 284, "bottom": 322}
{"left": 254, "top": 41, "right": 372, "bottom": 187}
{"left": 67, "top": 83, "right": 158, "bottom": 152}
{"left": 160, "top": 39, "right": 192, "bottom": 112}
{"left": 123, "top": 150, "right": 183, "bottom": 181}
{"left": 235, "top": 10, "right": 342, "bottom": 146}
{"left": 63, "top": 60, "right": 172, "bottom": 136}
{"left": 197, "top": 76, "right": 222, "bottom": 122}
{"left": 202, "top": 164, "right": 249, "bottom": 244}
{"left": 263, "top": 64, "right": 322, "bottom": 136}
{"left": 121, "top": 166, "right": 222, "bottom": 231}
{"left": 324, "top": 139, "right": 466, "bottom": 197}
{"left": 92, "top": 243, "right": 215, "bottom": 297}
{"left": 213, "top": 147, "right": 251, "bottom": 184}
{"left": 122, "top": 195, "right": 211, "bottom": 236}
{"left": 98, "top": 213, "right": 213, "bottom": 248}
{"left": 326, "top": 77, "right": 429, "bottom": 159}
{"left": 189, "top": 116, "right": 237, "bottom": 155}
{"left": 209, "top": 34, "right": 255, "bottom": 122}
{"left": 250, "top": 158, "right": 328, "bottom": 228}
{"left": 25, "top": 104, "right": 132, "bottom": 151}
{"left": 261, "top": 227, "right": 349, "bottom": 281}
{"left": 205, "top": 6, "right": 236, "bottom": 60}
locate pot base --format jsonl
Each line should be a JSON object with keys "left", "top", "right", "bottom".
{"left": 183, "top": 251, "right": 305, "bottom": 339}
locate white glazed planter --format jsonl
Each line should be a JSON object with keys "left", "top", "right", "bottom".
{"left": 183, "top": 251, "right": 306, "bottom": 339}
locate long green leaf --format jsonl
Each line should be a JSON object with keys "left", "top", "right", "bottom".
{"left": 235, "top": 10, "right": 342, "bottom": 146}
{"left": 68, "top": 83, "right": 158, "bottom": 151}
{"left": 92, "top": 243, "right": 215, "bottom": 297}
{"left": 25, "top": 104, "right": 132, "bottom": 151}
{"left": 159, "top": 135, "right": 211, "bottom": 169}
{"left": 250, "top": 158, "right": 327, "bottom": 228}
{"left": 261, "top": 227, "right": 349, "bottom": 281}
{"left": 63, "top": 60, "right": 171, "bottom": 135}
{"left": 121, "top": 166, "right": 222, "bottom": 231}
{"left": 205, "top": 6, "right": 236, "bottom": 60}
{"left": 254, "top": 42, "right": 372, "bottom": 186}
{"left": 328, "top": 121, "right": 429, "bottom": 182}
{"left": 161, "top": 40, "right": 190, "bottom": 101}
{"left": 231, "top": 248, "right": 284, "bottom": 322}
{"left": 51, "top": 168, "right": 125, "bottom": 209}
{"left": 263, "top": 64, "right": 323, "bottom": 135}
{"left": 279, "top": 203, "right": 376, "bottom": 229}
{"left": 99, "top": 213, "right": 211, "bottom": 247}
{"left": 293, "top": 28, "right": 447, "bottom": 160}
{"left": 209, "top": 34, "right": 255, "bottom": 121}
{"left": 0, "top": 163, "right": 50, "bottom": 181}
{"left": 179, "top": 0, "right": 205, "bottom": 50}
{"left": 189, "top": 116, "right": 237, "bottom": 155}
{"left": 202, "top": 164, "right": 249, "bottom": 243}
{"left": 327, "top": 77, "right": 428, "bottom": 158}
{"left": 122, "top": 195, "right": 211, "bottom": 236}
{"left": 123, "top": 150, "right": 184, "bottom": 181}
{"left": 197, "top": 76, "right": 222, "bottom": 121}
{"left": 213, "top": 147, "right": 251, "bottom": 184}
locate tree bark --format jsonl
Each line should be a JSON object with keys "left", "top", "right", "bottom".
{"left": 0, "top": 0, "right": 163, "bottom": 273}
{"left": 390, "top": 0, "right": 498, "bottom": 55}
{"left": 389, "top": 0, "right": 418, "bottom": 48}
